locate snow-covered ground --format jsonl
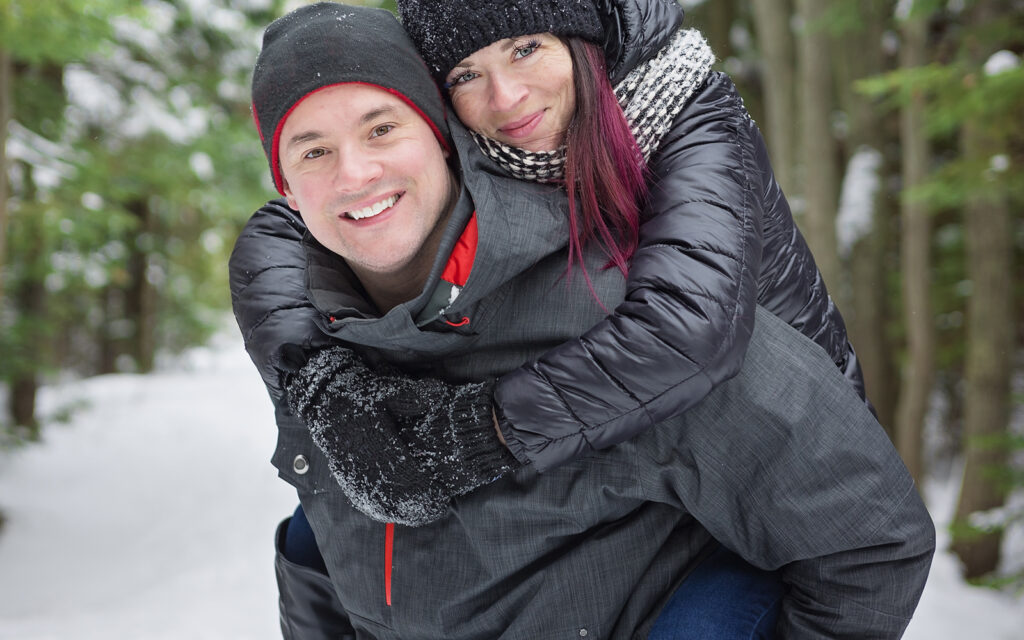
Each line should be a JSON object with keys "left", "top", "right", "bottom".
{"left": 0, "top": 326, "right": 1021, "bottom": 639}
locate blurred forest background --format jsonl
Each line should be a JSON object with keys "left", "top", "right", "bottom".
{"left": 0, "top": 0, "right": 1021, "bottom": 589}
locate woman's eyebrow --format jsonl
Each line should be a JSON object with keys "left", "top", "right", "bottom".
{"left": 453, "top": 36, "right": 526, "bottom": 71}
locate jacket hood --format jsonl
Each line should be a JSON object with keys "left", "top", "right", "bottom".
{"left": 601, "top": 0, "right": 685, "bottom": 85}
{"left": 302, "top": 118, "right": 571, "bottom": 355}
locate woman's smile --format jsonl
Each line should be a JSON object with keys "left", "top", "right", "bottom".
{"left": 498, "top": 111, "right": 545, "bottom": 140}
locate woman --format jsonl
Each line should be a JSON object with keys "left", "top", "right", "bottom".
{"left": 241, "top": 0, "right": 866, "bottom": 637}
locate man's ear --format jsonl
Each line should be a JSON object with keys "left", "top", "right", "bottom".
{"left": 282, "top": 179, "right": 299, "bottom": 210}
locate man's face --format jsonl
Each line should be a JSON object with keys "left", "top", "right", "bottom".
{"left": 280, "top": 84, "right": 454, "bottom": 280}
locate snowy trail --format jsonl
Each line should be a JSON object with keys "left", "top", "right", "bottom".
{"left": 0, "top": 330, "right": 296, "bottom": 639}
{"left": 0, "top": 327, "right": 1021, "bottom": 638}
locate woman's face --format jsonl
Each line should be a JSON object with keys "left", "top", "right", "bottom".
{"left": 445, "top": 33, "right": 575, "bottom": 152}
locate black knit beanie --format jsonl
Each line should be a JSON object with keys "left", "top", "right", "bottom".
{"left": 251, "top": 2, "right": 451, "bottom": 195}
{"left": 396, "top": 0, "right": 605, "bottom": 82}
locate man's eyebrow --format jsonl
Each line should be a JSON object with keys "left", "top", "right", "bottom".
{"left": 359, "top": 105, "right": 398, "bottom": 125}
{"left": 284, "top": 104, "right": 400, "bottom": 151}
{"left": 285, "top": 130, "right": 324, "bottom": 150}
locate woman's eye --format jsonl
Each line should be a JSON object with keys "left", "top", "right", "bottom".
{"left": 447, "top": 70, "right": 478, "bottom": 88}
{"left": 513, "top": 42, "right": 539, "bottom": 59}
{"left": 371, "top": 124, "right": 394, "bottom": 138}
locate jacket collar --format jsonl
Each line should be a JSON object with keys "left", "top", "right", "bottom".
{"left": 302, "top": 119, "right": 569, "bottom": 348}
{"left": 600, "top": 0, "right": 686, "bottom": 85}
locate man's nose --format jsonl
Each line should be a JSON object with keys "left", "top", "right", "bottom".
{"left": 488, "top": 72, "right": 528, "bottom": 112}
{"left": 335, "top": 149, "right": 382, "bottom": 191}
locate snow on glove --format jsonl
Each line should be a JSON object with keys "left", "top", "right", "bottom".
{"left": 286, "top": 345, "right": 521, "bottom": 526}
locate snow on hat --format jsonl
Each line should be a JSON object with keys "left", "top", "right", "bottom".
{"left": 396, "top": 0, "right": 605, "bottom": 82}
{"left": 251, "top": 2, "right": 451, "bottom": 195}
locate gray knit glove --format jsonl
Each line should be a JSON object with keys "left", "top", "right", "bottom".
{"left": 285, "top": 346, "right": 521, "bottom": 526}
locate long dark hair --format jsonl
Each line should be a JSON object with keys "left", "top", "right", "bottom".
{"left": 562, "top": 37, "right": 647, "bottom": 280}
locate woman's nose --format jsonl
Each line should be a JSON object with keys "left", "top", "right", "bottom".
{"left": 488, "top": 72, "right": 528, "bottom": 112}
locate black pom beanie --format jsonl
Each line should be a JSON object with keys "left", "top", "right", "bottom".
{"left": 251, "top": 2, "right": 451, "bottom": 195}
{"left": 397, "top": 0, "right": 605, "bottom": 82}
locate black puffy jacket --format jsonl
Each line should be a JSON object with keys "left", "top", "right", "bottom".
{"left": 493, "top": 0, "right": 866, "bottom": 470}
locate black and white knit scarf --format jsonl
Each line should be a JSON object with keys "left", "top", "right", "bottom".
{"left": 470, "top": 29, "right": 715, "bottom": 183}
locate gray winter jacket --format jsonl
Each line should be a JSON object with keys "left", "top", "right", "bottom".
{"left": 493, "top": 0, "right": 867, "bottom": 472}
{"left": 230, "top": 120, "right": 933, "bottom": 638}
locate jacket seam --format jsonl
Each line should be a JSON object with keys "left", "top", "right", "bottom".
{"left": 633, "top": 244, "right": 742, "bottom": 274}
{"left": 651, "top": 197, "right": 736, "bottom": 215}
{"left": 577, "top": 336, "right": 659, "bottom": 433}
{"left": 530, "top": 366, "right": 593, "bottom": 436}
{"left": 701, "top": 97, "right": 755, "bottom": 374}
{"left": 243, "top": 301, "right": 315, "bottom": 343}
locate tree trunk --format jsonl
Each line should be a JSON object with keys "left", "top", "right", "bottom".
{"left": 7, "top": 164, "right": 44, "bottom": 436}
{"left": 10, "top": 375, "right": 39, "bottom": 434}
{"left": 98, "top": 286, "right": 121, "bottom": 375}
{"left": 699, "top": 1, "right": 737, "bottom": 63}
{"left": 0, "top": 47, "right": 11, "bottom": 307}
{"left": 835, "top": 0, "right": 899, "bottom": 433}
{"left": 750, "top": 0, "right": 797, "bottom": 196}
{"left": 950, "top": 0, "right": 1014, "bottom": 579}
{"left": 795, "top": 0, "right": 841, "bottom": 293}
{"left": 126, "top": 199, "right": 156, "bottom": 373}
{"left": 894, "top": 12, "right": 933, "bottom": 485}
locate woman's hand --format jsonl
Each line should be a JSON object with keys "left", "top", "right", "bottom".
{"left": 286, "top": 346, "right": 520, "bottom": 526}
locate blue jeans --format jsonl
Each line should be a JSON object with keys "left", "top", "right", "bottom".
{"left": 284, "top": 506, "right": 784, "bottom": 638}
{"left": 284, "top": 504, "right": 327, "bottom": 573}
{"left": 648, "top": 545, "right": 785, "bottom": 639}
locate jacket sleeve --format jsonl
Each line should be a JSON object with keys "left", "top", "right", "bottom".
{"left": 495, "top": 72, "right": 766, "bottom": 472}
{"left": 639, "top": 307, "right": 934, "bottom": 638}
{"left": 229, "top": 199, "right": 343, "bottom": 402}
{"left": 231, "top": 203, "right": 361, "bottom": 635}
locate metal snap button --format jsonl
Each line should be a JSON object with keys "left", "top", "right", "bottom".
{"left": 293, "top": 454, "right": 309, "bottom": 475}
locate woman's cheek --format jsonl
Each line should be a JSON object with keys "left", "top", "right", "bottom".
{"left": 451, "top": 93, "right": 485, "bottom": 132}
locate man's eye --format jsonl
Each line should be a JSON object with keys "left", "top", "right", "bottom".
{"left": 303, "top": 148, "right": 325, "bottom": 160}
{"left": 371, "top": 124, "right": 394, "bottom": 138}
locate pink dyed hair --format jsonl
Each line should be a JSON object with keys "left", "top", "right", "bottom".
{"left": 562, "top": 38, "right": 647, "bottom": 280}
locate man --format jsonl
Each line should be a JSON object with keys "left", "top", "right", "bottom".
{"left": 230, "top": 4, "right": 934, "bottom": 638}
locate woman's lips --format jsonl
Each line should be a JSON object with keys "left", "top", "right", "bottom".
{"left": 498, "top": 111, "right": 544, "bottom": 140}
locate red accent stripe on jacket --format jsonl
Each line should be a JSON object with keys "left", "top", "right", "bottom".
{"left": 384, "top": 522, "right": 394, "bottom": 606}
{"left": 441, "top": 212, "right": 477, "bottom": 287}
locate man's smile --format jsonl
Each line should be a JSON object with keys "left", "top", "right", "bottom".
{"left": 345, "top": 193, "right": 402, "bottom": 220}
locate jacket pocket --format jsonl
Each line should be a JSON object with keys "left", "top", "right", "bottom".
{"left": 275, "top": 517, "right": 358, "bottom": 640}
